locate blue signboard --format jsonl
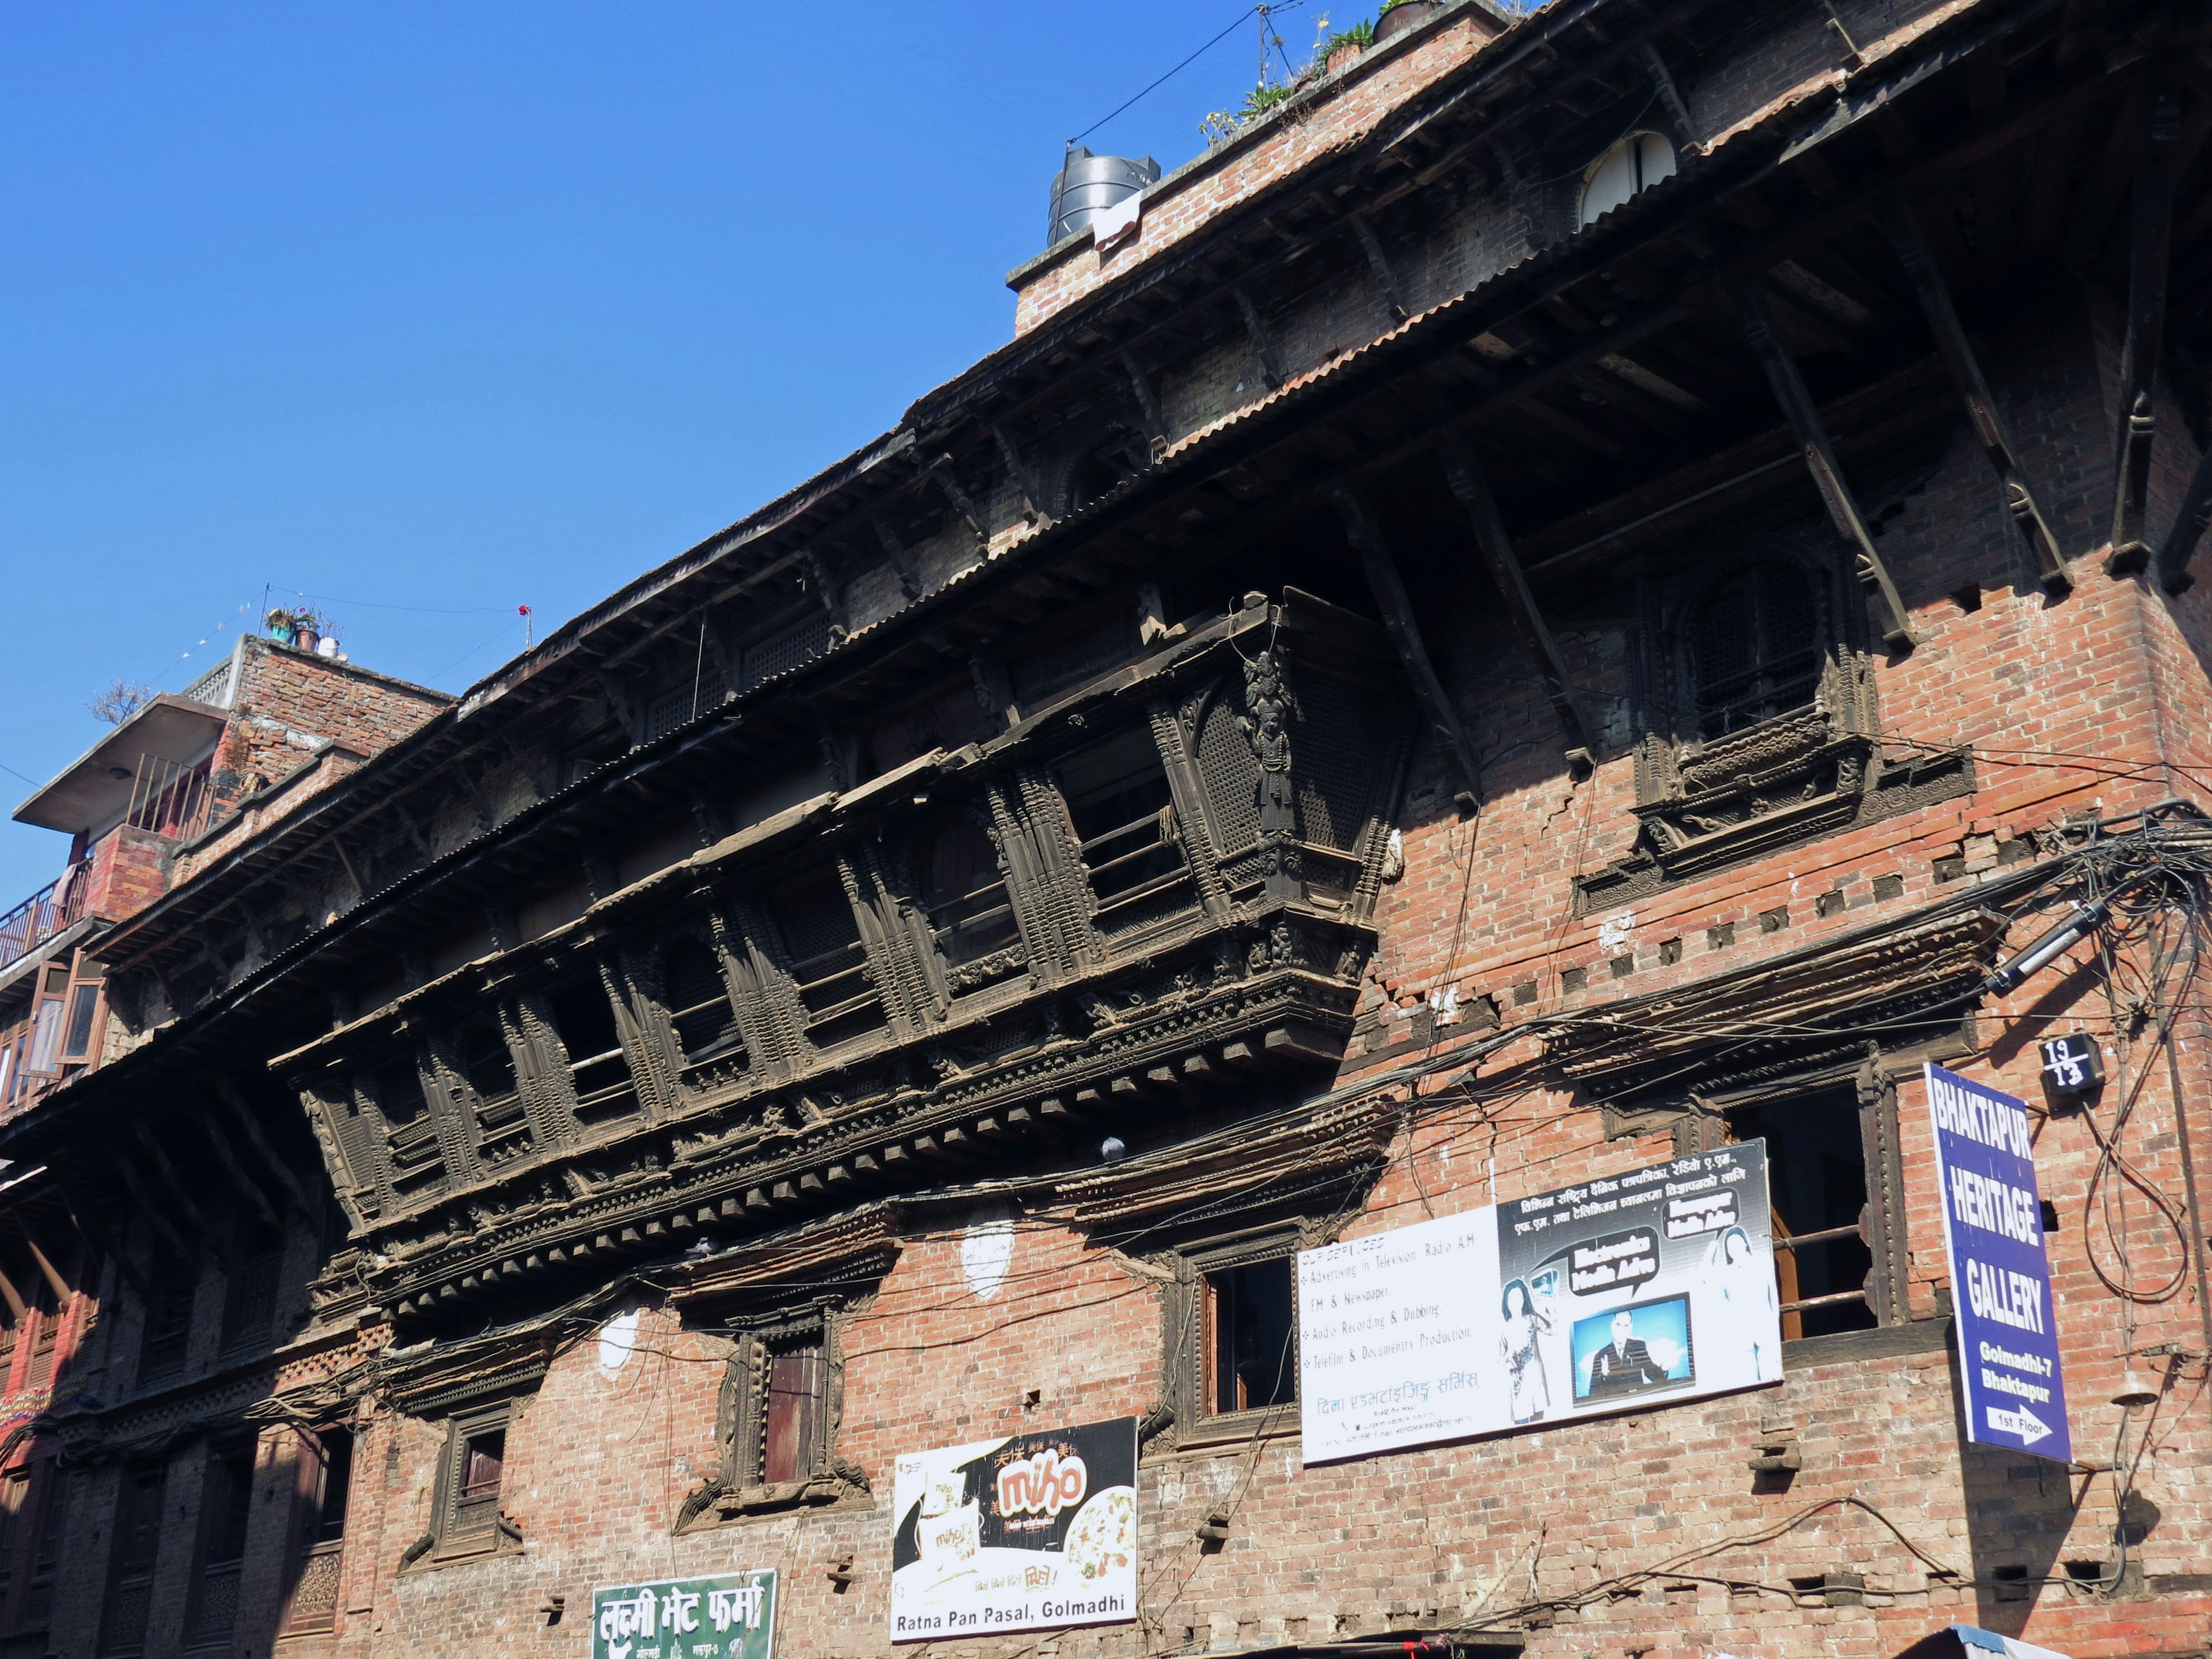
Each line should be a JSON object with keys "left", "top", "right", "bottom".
{"left": 1925, "top": 1063, "right": 2071, "bottom": 1464}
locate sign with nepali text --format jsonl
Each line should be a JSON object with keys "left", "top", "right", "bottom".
{"left": 592, "top": 1571, "right": 777, "bottom": 1659}
{"left": 891, "top": 1417, "right": 1136, "bottom": 1643}
{"left": 1926, "top": 1063, "right": 2072, "bottom": 1463}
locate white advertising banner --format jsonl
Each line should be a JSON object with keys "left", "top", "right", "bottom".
{"left": 1298, "top": 1206, "right": 1505, "bottom": 1461}
{"left": 1299, "top": 1142, "right": 1781, "bottom": 1463}
{"left": 889, "top": 1417, "right": 1137, "bottom": 1644}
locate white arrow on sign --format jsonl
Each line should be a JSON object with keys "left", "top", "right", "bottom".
{"left": 1987, "top": 1404, "right": 2052, "bottom": 1445}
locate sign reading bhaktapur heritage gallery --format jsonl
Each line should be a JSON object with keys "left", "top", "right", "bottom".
{"left": 593, "top": 1571, "right": 777, "bottom": 1659}
{"left": 890, "top": 1417, "right": 1138, "bottom": 1643}
{"left": 1298, "top": 1143, "right": 1781, "bottom": 1461}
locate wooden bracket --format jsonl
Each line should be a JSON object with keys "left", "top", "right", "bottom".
{"left": 1639, "top": 43, "right": 1705, "bottom": 156}
{"left": 1878, "top": 198, "right": 2072, "bottom": 593}
{"left": 1434, "top": 433, "right": 1597, "bottom": 776}
{"left": 204, "top": 1112, "right": 287, "bottom": 1233}
{"left": 989, "top": 425, "right": 1046, "bottom": 524}
{"left": 1349, "top": 214, "right": 1409, "bottom": 321}
{"left": 2157, "top": 442, "right": 2212, "bottom": 592}
{"left": 117, "top": 1147, "right": 199, "bottom": 1264}
{"left": 1119, "top": 353, "right": 1166, "bottom": 442}
{"left": 869, "top": 513, "right": 925, "bottom": 600}
{"left": 925, "top": 456, "right": 987, "bottom": 551}
{"left": 1727, "top": 275, "right": 1918, "bottom": 653}
{"left": 2108, "top": 80, "right": 2180, "bottom": 575}
{"left": 1231, "top": 288, "right": 1286, "bottom": 388}
{"left": 1331, "top": 486, "right": 1483, "bottom": 812}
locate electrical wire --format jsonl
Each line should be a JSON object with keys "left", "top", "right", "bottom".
{"left": 1064, "top": 3, "right": 1304, "bottom": 151}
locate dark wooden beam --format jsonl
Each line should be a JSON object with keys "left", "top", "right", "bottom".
{"left": 1350, "top": 213, "right": 1409, "bottom": 321}
{"left": 2109, "top": 81, "right": 2181, "bottom": 574}
{"left": 1331, "top": 486, "right": 1483, "bottom": 812}
{"left": 1726, "top": 276, "right": 1918, "bottom": 653}
{"left": 2157, "top": 442, "right": 2212, "bottom": 593}
{"left": 1880, "top": 198, "right": 2073, "bottom": 593}
{"left": 870, "top": 513, "right": 926, "bottom": 600}
{"left": 1433, "top": 433, "right": 1597, "bottom": 776}
{"left": 1640, "top": 42, "right": 1705, "bottom": 157}
{"left": 1232, "top": 287, "right": 1286, "bottom": 388}
{"left": 117, "top": 1148, "right": 199, "bottom": 1264}
{"left": 214, "top": 1075, "right": 320, "bottom": 1217}
{"left": 204, "top": 1111, "right": 287, "bottom": 1233}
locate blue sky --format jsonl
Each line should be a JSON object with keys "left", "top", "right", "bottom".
{"left": 0, "top": 0, "right": 1365, "bottom": 899}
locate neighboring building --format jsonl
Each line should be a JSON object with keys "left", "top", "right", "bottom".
{"left": 0, "top": 634, "right": 448, "bottom": 1659}
{"left": 2, "top": 2, "right": 2210, "bottom": 1659}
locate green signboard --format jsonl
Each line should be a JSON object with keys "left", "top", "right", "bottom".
{"left": 593, "top": 1570, "right": 777, "bottom": 1659}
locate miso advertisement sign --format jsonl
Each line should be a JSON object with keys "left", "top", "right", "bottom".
{"left": 1926, "top": 1063, "right": 2072, "bottom": 1463}
{"left": 891, "top": 1416, "right": 1137, "bottom": 1643}
{"left": 1300, "top": 1143, "right": 1781, "bottom": 1462}
{"left": 593, "top": 1571, "right": 777, "bottom": 1659}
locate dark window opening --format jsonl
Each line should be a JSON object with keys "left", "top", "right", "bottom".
{"left": 920, "top": 817, "right": 1020, "bottom": 971}
{"left": 455, "top": 1017, "right": 529, "bottom": 1162}
{"left": 368, "top": 1056, "right": 426, "bottom": 1127}
{"left": 221, "top": 1222, "right": 282, "bottom": 1351}
{"left": 1733, "top": 1096, "right": 1878, "bottom": 1339}
{"left": 372, "top": 1054, "right": 444, "bottom": 1192}
{"left": 759, "top": 1343, "right": 827, "bottom": 1486}
{"left": 1056, "top": 726, "right": 1188, "bottom": 926}
{"left": 545, "top": 978, "right": 632, "bottom": 1118}
{"left": 1687, "top": 561, "right": 1823, "bottom": 738}
{"left": 311, "top": 1432, "right": 352, "bottom": 1547}
{"left": 1203, "top": 1259, "right": 1297, "bottom": 1415}
{"left": 138, "top": 1267, "right": 195, "bottom": 1385}
{"left": 661, "top": 937, "right": 742, "bottom": 1063}
{"left": 768, "top": 869, "right": 884, "bottom": 1047}
{"left": 456, "top": 1018, "right": 516, "bottom": 1103}
{"left": 445, "top": 1424, "right": 506, "bottom": 1548}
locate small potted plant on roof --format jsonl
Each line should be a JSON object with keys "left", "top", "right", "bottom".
{"left": 1325, "top": 19, "right": 1374, "bottom": 73}
{"left": 1375, "top": 0, "right": 1442, "bottom": 45}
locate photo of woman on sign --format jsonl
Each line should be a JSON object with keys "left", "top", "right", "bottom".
{"left": 1498, "top": 1278, "right": 1553, "bottom": 1423}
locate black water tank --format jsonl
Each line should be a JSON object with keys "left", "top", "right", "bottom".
{"left": 1047, "top": 147, "right": 1162, "bottom": 247}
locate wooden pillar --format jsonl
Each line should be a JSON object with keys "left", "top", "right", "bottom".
{"left": 1879, "top": 199, "right": 2072, "bottom": 594}
{"left": 1433, "top": 433, "right": 1597, "bottom": 776}
{"left": 2109, "top": 81, "right": 2180, "bottom": 574}
{"left": 1727, "top": 275, "right": 1918, "bottom": 653}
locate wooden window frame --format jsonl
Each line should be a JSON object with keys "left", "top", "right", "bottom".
{"left": 279, "top": 1427, "right": 354, "bottom": 1635}
{"left": 425, "top": 1404, "right": 519, "bottom": 1564}
{"left": 695, "top": 1306, "right": 864, "bottom": 1522}
{"left": 182, "top": 1443, "right": 255, "bottom": 1653}
{"left": 1168, "top": 1225, "right": 1305, "bottom": 1451}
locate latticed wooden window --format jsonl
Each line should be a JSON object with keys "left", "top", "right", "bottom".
{"left": 455, "top": 1016, "right": 529, "bottom": 1162}
{"left": 98, "top": 1467, "right": 166, "bottom": 1657}
{"left": 22, "top": 1462, "right": 67, "bottom": 1627}
{"left": 281, "top": 1431, "right": 351, "bottom": 1635}
{"left": 220, "top": 1222, "right": 282, "bottom": 1353}
{"left": 661, "top": 937, "right": 741, "bottom": 1063}
{"left": 1686, "top": 561, "right": 1823, "bottom": 738}
{"left": 137, "top": 1267, "right": 195, "bottom": 1385}
{"left": 21, "top": 1277, "right": 58, "bottom": 1392}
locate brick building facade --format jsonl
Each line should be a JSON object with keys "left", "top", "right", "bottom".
{"left": 2, "top": 2, "right": 2210, "bottom": 1658}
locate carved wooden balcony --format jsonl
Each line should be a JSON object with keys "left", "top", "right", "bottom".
{"left": 283, "top": 591, "right": 1412, "bottom": 1321}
